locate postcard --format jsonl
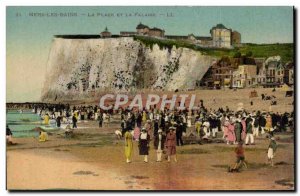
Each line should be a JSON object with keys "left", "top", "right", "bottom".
{"left": 6, "top": 6, "right": 295, "bottom": 190}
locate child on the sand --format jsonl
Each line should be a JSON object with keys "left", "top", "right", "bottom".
{"left": 232, "top": 141, "right": 247, "bottom": 171}
{"left": 267, "top": 137, "right": 277, "bottom": 167}
{"left": 39, "top": 131, "right": 48, "bottom": 142}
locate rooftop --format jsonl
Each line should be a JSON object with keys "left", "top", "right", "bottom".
{"left": 210, "top": 23, "right": 231, "bottom": 33}
{"left": 101, "top": 27, "right": 110, "bottom": 33}
{"left": 136, "top": 23, "right": 149, "bottom": 29}
{"left": 285, "top": 62, "right": 294, "bottom": 69}
{"left": 215, "top": 24, "right": 228, "bottom": 29}
{"left": 120, "top": 31, "right": 136, "bottom": 34}
{"left": 150, "top": 27, "right": 164, "bottom": 32}
{"left": 197, "top": 36, "right": 212, "bottom": 41}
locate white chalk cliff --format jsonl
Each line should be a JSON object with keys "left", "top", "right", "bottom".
{"left": 41, "top": 37, "right": 214, "bottom": 101}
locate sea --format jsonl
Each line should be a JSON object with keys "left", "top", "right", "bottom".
{"left": 6, "top": 110, "right": 43, "bottom": 138}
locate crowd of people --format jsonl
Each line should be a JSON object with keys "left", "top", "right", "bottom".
{"left": 8, "top": 102, "right": 293, "bottom": 169}
{"left": 9, "top": 102, "right": 294, "bottom": 139}
{"left": 30, "top": 104, "right": 112, "bottom": 129}
{"left": 116, "top": 104, "right": 293, "bottom": 167}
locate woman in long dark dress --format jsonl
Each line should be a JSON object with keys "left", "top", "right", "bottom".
{"left": 165, "top": 127, "right": 177, "bottom": 162}
{"left": 139, "top": 128, "right": 150, "bottom": 163}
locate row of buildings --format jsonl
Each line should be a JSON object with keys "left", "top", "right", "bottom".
{"left": 100, "top": 23, "right": 241, "bottom": 49}
{"left": 199, "top": 56, "right": 294, "bottom": 89}
{"left": 100, "top": 23, "right": 165, "bottom": 38}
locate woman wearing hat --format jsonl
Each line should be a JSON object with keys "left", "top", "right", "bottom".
{"left": 265, "top": 114, "right": 273, "bottom": 132}
{"left": 139, "top": 128, "right": 150, "bottom": 163}
{"left": 124, "top": 129, "right": 133, "bottom": 163}
{"left": 142, "top": 111, "right": 147, "bottom": 125}
{"left": 133, "top": 126, "right": 141, "bottom": 141}
{"left": 154, "top": 129, "right": 166, "bottom": 162}
{"left": 223, "top": 116, "right": 230, "bottom": 144}
{"left": 195, "top": 118, "right": 202, "bottom": 137}
{"left": 165, "top": 127, "right": 177, "bottom": 162}
{"left": 44, "top": 113, "right": 50, "bottom": 125}
{"left": 145, "top": 120, "right": 153, "bottom": 140}
{"left": 227, "top": 117, "right": 236, "bottom": 145}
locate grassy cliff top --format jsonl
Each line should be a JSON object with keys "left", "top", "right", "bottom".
{"left": 237, "top": 43, "right": 293, "bottom": 63}
{"left": 134, "top": 36, "right": 294, "bottom": 64}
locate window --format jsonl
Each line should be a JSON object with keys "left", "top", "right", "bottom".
{"left": 278, "top": 71, "right": 280, "bottom": 75}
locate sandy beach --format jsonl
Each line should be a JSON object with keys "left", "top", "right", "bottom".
{"left": 6, "top": 88, "right": 295, "bottom": 190}
{"left": 7, "top": 125, "right": 294, "bottom": 190}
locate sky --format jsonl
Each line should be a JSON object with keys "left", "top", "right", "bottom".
{"left": 6, "top": 6, "right": 294, "bottom": 102}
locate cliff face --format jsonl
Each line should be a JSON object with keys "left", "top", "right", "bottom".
{"left": 41, "top": 37, "right": 214, "bottom": 101}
